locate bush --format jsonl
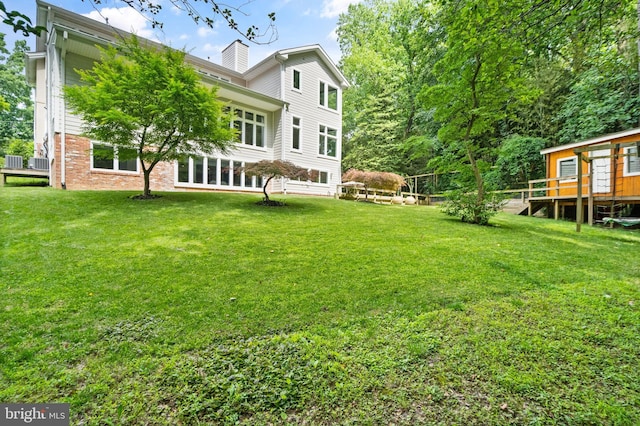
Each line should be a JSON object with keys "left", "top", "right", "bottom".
{"left": 5, "top": 139, "right": 33, "bottom": 168}
{"left": 441, "top": 191, "right": 505, "bottom": 225}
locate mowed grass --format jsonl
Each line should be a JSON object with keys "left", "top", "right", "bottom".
{"left": 1, "top": 188, "right": 639, "bottom": 425}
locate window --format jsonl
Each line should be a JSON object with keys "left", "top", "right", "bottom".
{"left": 233, "top": 108, "right": 265, "bottom": 148}
{"left": 308, "top": 169, "right": 329, "bottom": 184}
{"left": 92, "top": 143, "right": 138, "bottom": 172}
{"left": 318, "top": 125, "right": 337, "bottom": 157}
{"left": 292, "top": 117, "right": 301, "bottom": 151}
{"left": 558, "top": 157, "right": 577, "bottom": 180}
{"left": 293, "top": 69, "right": 301, "bottom": 90}
{"left": 319, "top": 81, "right": 339, "bottom": 111}
{"left": 625, "top": 146, "right": 640, "bottom": 175}
{"left": 176, "top": 156, "right": 264, "bottom": 189}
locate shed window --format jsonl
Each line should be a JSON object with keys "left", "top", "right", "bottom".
{"left": 626, "top": 146, "right": 640, "bottom": 175}
{"left": 558, "top": 157, "right": 577, "bottom": 179}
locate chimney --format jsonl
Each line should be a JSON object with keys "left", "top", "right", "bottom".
{"left": 222, "top": 40, "right": 249, "bottom": 73}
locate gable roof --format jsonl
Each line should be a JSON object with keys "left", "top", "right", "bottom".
{"left": 244, "top": 44, "right": 350, "bottom": 88}
{"left": 541, "top": 127, "right": 640, "bottom": 155}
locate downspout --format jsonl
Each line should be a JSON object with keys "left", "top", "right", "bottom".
{"left": 60, "top": 30, "right": 68, "bottom": 189}
{"left": 275, "top": 53, "right": 288, "bottom": 193}
{"left": 45, "top": 6, "right": 55, "bottom": 186}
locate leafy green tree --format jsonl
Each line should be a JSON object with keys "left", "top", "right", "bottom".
{"left": 65, "top": 36, "right": 235, "bottom": 197}
{"left": 423, "top": 0, "right": 531, "bottom": 223}
{"left": 556, "top": 50, "right": 640, "bottom": 144}
{"left": 0, "top": 34, "right": 33, "bottom": 158}
{"left": 342, "top": 85, "right": 405, "bottom": 172}
{"left": 244, "top": 160, "right": 308, "bottom": 205}
{"left": 487, "top": 135, "right": 547, "bottom": 189}
{"left": 338, "top": 0, "right": 439, "bottom": 176}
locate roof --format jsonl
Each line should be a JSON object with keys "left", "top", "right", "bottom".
{"left": 244, "top": 44, "right": 350, "bottom": 89}
{"left": 541, "top": 128, "right": 640, "bottom": 155}
{"left": 28, "top": 0, "right": 285, "bottom": 111}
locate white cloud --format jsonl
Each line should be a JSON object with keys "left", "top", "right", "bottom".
{"left": 83, "top": 7, "right": 156, "bottom": 39}
{"left": 320, "top": 0, "right": 363, "bottom": 19}
{"left": 170, "top": 5, "right": 183, "bottom": 16}
{"left": 327, "top": 28, "right": 338, "bottom": 42}
{"left": 197, "top": 27, "right": 215, "bottom": 38}
{"left": 179, "top": 34, "right": 190, "bottom": 41}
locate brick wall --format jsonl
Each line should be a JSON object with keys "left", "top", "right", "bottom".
{"left": 57, "top": 133, "right": 175, "bottom": 192}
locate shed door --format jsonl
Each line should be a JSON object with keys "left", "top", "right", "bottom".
{"left": 591, "top": 149, "right": 611, "bottom": 193}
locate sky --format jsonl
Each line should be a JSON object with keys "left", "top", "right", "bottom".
{"left": 2, "top": 0, "right": 362, "bottom": 67}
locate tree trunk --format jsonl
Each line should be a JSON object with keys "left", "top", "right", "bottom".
{"left": 143, "top": 170, "right": 151, "bottom": 197}
{"left": 262, "top": 175, "right": 274, "bottom": 202}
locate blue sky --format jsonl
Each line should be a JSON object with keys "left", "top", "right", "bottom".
{"left": 2, "top": 0, "right": 362, "bottom": 66}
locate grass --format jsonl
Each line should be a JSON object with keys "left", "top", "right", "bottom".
{"left": 1, "top": 188, "right": 639, "bottom": 425}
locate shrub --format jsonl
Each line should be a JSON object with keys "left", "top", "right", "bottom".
{"left": 441, "top": 190, "right": 506, "bottom": 225}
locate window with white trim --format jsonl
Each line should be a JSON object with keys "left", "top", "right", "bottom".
{"left": 177, "top": 156, "right": 263, "bottom": 189}
{"left": 293, "top": 69, "right": 301, "bottom": 90}
{"left": 233, "top": 108, "right": 265, "bottom": 148}
{"left": 625, "top": 146, "right": 640, "bottom": 175}
{"left": 292, "top": 116, "right": 301, "bottom": 151}
{"left": 312, "top": 170, "right": 329, "bottom": 184}
{"left": 91, "top": 143, "right": 138, "bottom": 172}
{"left": 319, "top": 81, "right": 338, "bottom": 111}
{"left": 318, "top": 125, "right": 337, "bottom": 157}
{"left": 558, "top": 157, "right": 577, "bottom": 180}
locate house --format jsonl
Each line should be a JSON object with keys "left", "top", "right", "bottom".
{"left": 25, "top": 0, "right": 349, "bottom": 196}
{"left": 527, "top": 128, "right": 640, "bottom": 226}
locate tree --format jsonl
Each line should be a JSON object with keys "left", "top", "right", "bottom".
{"left": 337, "top": 0, "right": 439, "bottom": 177}
{"left": 0, "top": 34, "right": 33, "bottom": 158}
{"left": 488, "top": 135, "right": 547, "bottom": 189}
{"left": 244, "top": 160, "right": 309, "bottom": 205}
{"left": 64, "top": 35, "right": 235, "bottom": 198}
{"left": 342, "top": 169, "right": 405, "bottom": 201}
{"left": 1, "top": 0, "right": 275, "bottom": 42}
{"left": 423, "top": 0, "right": 532, "bottom": 223}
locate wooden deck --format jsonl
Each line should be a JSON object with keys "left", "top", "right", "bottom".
{"left": 518, "top": 175, "right": 640, "bottom": 226}
{"left": 0, "top": 167, "right": 50, "bottom": 186}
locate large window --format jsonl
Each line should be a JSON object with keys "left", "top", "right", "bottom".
{"left": 558, "top": 157, "right": 577, "bottom": 180}
{"left": 234, "top": 108, "right": 265, "bottom": 148}
{"left": 92, "top": 143, "right": 138, "bottom": 172}
{"left": 318, "top": 125, "right": 337, "bottom": 157}
{"left": 292, "top": 117, "right": 301, "bottom": 151}
{"left": 177, "top": 156, "right": 263, "bottom": 189}
{"left": 319, "top": 81, "right": 338, "bottom": 111}
{"left": 625, "top": 146, "right": 640, "bottom": 175}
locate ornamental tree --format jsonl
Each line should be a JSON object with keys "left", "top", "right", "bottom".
{"left": 342, "top": 168, "right": 406, "bottom": 200}
{"left": 244, "top": 160, "right": 308, "bottom": 204}
{"left": 64, "top": 35, "right": 235, "bottom": 197}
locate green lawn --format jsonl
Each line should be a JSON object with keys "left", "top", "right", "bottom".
{"left": 1, "top": 188, "right": 638, "bottom": 425}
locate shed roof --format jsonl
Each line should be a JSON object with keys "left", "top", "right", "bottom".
{"left": 541, "top": 128, "right": 640, "bottom": 155}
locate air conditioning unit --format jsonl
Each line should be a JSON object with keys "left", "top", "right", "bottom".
{"left": 28, "top": 157, "right": 49, "bottom": 170}
{"left": 5, "top": 155, "right": 23, "bottom": 169}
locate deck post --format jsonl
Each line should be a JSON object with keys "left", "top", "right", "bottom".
{"left": 587, "top": 164, "right": 594, "bottom": 226}
{"left": 576, "top": 153, "right": 583, "bottom": 232}
{"left": 0, "top": 172, "right": 5, "bottom": 186}
{"left": 554, "top": 200, "right": 559, "bottom": 220}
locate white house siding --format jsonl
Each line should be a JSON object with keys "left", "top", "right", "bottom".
{"left": 63, "top": 53, "right": 93, "bottom": 136}
{"left": 247, "top": 64, "right": 282, "bottom": 99}
{"left": 280, "top": 52, "right": 342, "bottom": 196}
{"left": 30, "top": 1, "right": 347, "bottom": 197}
